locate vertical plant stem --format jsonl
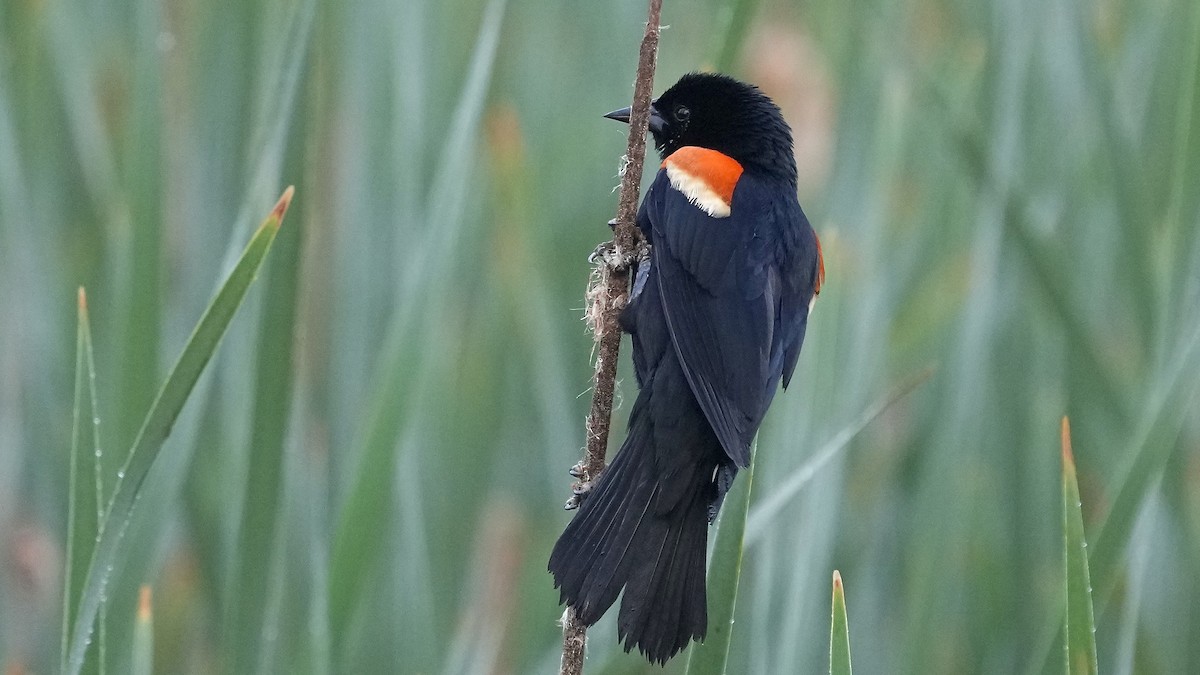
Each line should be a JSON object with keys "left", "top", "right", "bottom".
{"left": 559, "top": 1, "right": 662, "bottom": 673}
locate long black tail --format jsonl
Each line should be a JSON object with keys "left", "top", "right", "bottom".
{"left": 548, "top": 396, "right": 719, "bottom": 664}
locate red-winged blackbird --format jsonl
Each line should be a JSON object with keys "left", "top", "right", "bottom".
{"left": 548, "top": 72, "right": 824, "bottom": 665}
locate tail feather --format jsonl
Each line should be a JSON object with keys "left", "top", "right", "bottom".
{"left": 575, "top": 483, "right": 659, "bottom": 623}
{"left": 552, "top": 426, "right": 658, "bottom": 623}
{"left": 550, "top": 416, "right": 645, "bottom": 570}
{"left": 551, "top": 461, "right": 636, "bottom": 607}
{"left": 548, "top": 395, "right": 717, "bottom": 664}
{"left": 618, "top": 485, "right": 709, "bottom": 664}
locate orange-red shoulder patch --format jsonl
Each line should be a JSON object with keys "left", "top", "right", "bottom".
{"left": 662, "top": 146, "right": 744, "bottom": 218}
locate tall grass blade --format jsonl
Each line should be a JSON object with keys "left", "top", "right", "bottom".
{"left": 64, "top": 188, "right": 294, "bottom": 674}
{"left": 1162, "top": 0, "right": 1200, "bottom": 323}
{"left": 829, "top": 570, "right": 852, "bottom": 675}
{"left": 1061, "top": 417, "right": 1097, "bottom": 675}
{"left": 112, "top": 0, "right": 165, "bottom": 460}
{"left": 61, "top": 288, "right": 103, "bottom": 672}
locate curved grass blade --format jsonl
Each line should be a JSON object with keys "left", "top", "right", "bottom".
{"left": 223, "top": 213, "right": 302, "bottom": 671}
{"left": 64, "top": 187, "right": 294, "bottom": 674}
{"left": 684, "top": 443, "right": 756, "bottom": 675}
{"left": 746, "top": 367, "right": 933, "bottom": 544}
{"left": 1061, "top": 417, "right": 1098, "bottom": 675}
{"left": 830, "top": 570, "right": 852, "bottom": 675}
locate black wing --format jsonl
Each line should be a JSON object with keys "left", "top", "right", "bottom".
{"left": 639, "top": 170, "right": 802, "bottom": 467}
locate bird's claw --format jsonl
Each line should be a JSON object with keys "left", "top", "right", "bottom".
{"left": 568, "top": 461, "right": 586, "bottom": 479}
{"left": 588, "top": 240, "right": 639, "bottom": 271}
{"left": 588, "top": 241, "right": 614, "bottom": 265}
{"left": 564, "top": 459, "right": 601, "bottom": 510}
{"left": 563, "top": 479, "right": 595, "bottom": 511}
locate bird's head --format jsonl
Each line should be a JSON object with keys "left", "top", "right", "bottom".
{"left": 605, "top": 72, "right": 796, "bottom": 183}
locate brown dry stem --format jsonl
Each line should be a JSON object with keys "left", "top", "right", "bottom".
{"left": 559, "top": 1, "right": 662, "bottom": 673}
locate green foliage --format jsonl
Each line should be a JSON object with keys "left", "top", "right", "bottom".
{"left": 2, "top": 0, "right": 1199, "bottom": 673}
{"left": 63, "top": 190, "right": 291, "bottom": 673}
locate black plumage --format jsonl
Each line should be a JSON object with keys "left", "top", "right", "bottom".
{"left": 549, "top": 72, "right": 823, "bottom": 665}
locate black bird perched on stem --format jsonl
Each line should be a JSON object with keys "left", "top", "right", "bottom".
{"left": 548, "top": 72, "right": 824, "bottom": 664}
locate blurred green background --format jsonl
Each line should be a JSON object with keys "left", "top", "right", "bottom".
{"left": 2, "top": 0, "right": 1200, "bottom": 672}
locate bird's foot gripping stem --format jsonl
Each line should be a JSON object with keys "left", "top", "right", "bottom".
{"left": 588, "top": 235, "right": 641, "bottom": 272}
{"left": 568, "top": 460, "right": 586, "bottom": 479}
{"left": 563, "top": 482, "right": 593, "bottom": 511}
{"left": 564, "top": 461, "right": 600, "bottom": 510}
{"left": 588, "top": 240, "right": 617, "bottom": 267}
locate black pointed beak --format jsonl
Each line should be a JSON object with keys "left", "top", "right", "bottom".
{"left": 603, "top": 106, "right": 632, "bottom": 123}
{"left": 604, "top": 104, "right": 668, "bottom": 136}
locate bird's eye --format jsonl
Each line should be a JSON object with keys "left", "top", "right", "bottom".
{"left": 673, "top": 105, "right": 690, "bottom": 122}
